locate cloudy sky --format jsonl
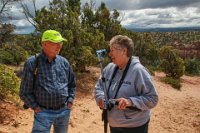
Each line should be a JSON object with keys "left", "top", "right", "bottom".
{"left": 2, "top": 0, "right": 200, "bottom": 34}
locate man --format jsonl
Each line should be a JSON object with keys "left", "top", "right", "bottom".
{"left": 95, "top": 35, "right": 158, "bottom": 133}
{"left": 20, "top": 30, "right": 76, "bottom": 133}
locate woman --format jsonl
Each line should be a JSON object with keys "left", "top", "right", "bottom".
{"left": 95, "top": 35, "right": 158, "bottom": 133}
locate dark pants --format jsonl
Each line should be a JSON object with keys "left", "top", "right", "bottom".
{"left": 110, "top": 120, "right": 149, "bottom": 133}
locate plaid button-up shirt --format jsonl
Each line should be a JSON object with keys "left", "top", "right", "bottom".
{"left": 20, "top": 51, "right": 76, "bottom": 109}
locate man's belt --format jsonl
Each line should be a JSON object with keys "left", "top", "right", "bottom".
{"left": 39, "top": 103, "right": 66, "bottom": 110}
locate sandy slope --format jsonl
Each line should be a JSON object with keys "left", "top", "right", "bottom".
{"left": 0, "top": 67, "right": 200, "bottom": 133}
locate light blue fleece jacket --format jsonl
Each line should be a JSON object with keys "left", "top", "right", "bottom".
{"left": 95, "top": 56, "right": 158, "bottom": 127}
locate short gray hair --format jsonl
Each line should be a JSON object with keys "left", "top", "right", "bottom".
{"left": 109, "top": 35, "right": 134, "bottom": 57}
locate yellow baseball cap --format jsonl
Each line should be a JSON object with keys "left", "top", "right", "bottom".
{"left": 42, "top": 30, "right": 67, "bottom": 43}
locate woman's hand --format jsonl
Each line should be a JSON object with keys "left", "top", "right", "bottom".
{"left": 116, "top": 98, "right": 132, "bottom": 110}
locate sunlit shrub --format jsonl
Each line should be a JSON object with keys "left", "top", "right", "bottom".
{"left": 0, "top": 65, "right": 20, "bottom": 99}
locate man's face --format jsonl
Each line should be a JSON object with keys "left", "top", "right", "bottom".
{"left": 42, "top": 41, "right": 63, "bottom": 59}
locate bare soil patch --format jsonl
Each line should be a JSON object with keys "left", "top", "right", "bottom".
{"left": 0, "top": 67, "right": 200, "bottom": 133}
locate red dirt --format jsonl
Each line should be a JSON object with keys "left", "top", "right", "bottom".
{"left": 0, "top": 67, "right": 200, "bottom": 133}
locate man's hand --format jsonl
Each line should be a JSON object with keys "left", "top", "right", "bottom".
{"left": 67, "top": 102, "right": 73, "bottom": 109}
{"left": 116, "top": 98, "right": 133, "bottom": 110}
{"left": 34, "top": 107, "right": 42, "bottom": 113}
{"left": 99, "top": 99, "right": 104, "bottom": 109}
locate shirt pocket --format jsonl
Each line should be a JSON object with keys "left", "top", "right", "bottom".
{"left": 37, "top": 71, "right": 51, "bottom": 87}
{"left": 123, "top": 108, "right": 140, "bottom": 119}
{"left": 57, "top": 70, "right": 67, "bottom": 83}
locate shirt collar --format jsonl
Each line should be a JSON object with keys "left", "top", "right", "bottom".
{"left": 40, "top": 50, "right": 57, "bottom": 63}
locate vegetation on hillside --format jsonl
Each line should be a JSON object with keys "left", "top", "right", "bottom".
{"left": 0, "top": 65, "right": 20, "bottom": 100}
{"left": 0, "top": 0, "right": 200, "bottom": 99}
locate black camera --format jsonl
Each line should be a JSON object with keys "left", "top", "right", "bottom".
{"left": 106, "top": 99, "right": 118, "bottom": 110}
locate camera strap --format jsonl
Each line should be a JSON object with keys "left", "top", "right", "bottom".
{"left": 33, "top": 53, "right": 40, "bottom": 87}
{"left": 23, "top": 53, "right": 40, "bottom": 109}
{"left": 107, "top": 57, "right": 132, "bottom": 99}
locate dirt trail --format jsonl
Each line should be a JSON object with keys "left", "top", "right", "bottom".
{"left": 0, "top": 67, "right": 200, "bottom": 133}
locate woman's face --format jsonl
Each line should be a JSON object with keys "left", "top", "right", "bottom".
{"left": 42, "top": 41, "right": 63, "bottom": 59}
{"left": 109, "top": 44, "right": 125, "bottom": 66}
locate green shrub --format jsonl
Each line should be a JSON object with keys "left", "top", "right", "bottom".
{"left": 0, "top": 49, "right": 15, "bottom": 64}
{"left": 0, "top": 65, "right": 20, "bottom": 99}
{"left": 10, "top": 45, "right": 28, "bottom": 65}
{"left": 185, "top": 58, "right": 200, "bottom": 75}
{"left": 162, "top": 77, "right": 181, "bottom": 90}
{"left": 0, "top": 44, "right": 28, "bottom": 65}
{"left": 72, "top": 46, "right": 95, "bottom": 72}
{"left": 145, "top": 65, "right": 156, "bottom": 76}
{"left": 160, "top": 46, "right": 185, "bottom": 79}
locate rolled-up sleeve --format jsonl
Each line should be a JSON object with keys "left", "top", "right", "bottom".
{"left": 95, "top": 75, "right": 105, "bottom": 105}
{"left": 129, "top": 69, "right": 158, "bottom": 111}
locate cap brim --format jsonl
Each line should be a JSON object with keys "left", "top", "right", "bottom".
{"left": 50, "top": 38, "right": 67, "bottom": 43}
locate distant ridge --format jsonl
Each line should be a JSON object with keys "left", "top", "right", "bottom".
{"left": 127, "top": 27, "right": 200, "bottom": 32}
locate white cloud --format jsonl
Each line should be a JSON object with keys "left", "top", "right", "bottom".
{"left": 2, "top": 0, "right": 200, "bottom": 34}
{"left": 120, "top": 7, "right": 200, "bottom": 28}
{"left": 105, "top": 0, "right": 200, "bottom": 10}
{"left": 15, "top": 19, "right": 31, "bottom": 27}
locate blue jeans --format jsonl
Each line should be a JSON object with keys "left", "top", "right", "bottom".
{"left": 32, "top": 107, "right": 71, "bottom": 133}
